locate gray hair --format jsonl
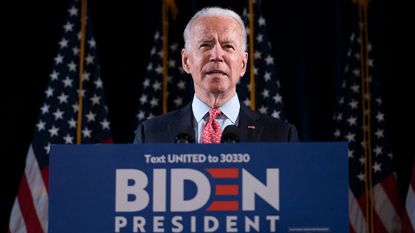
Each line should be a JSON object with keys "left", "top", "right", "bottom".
{"left": 183, "top": 7, "right": 247, "bottom": 52}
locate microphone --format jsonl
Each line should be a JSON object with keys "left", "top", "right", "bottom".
{"left": 221, "top": 125, "right": 240, "bottom": 143}
{"left": 174, "top": 126, "right": 195, "bottom": 143}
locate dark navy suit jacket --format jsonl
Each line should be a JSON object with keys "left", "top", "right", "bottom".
{"left": 134, "top": 103, "right": 299, "bottom": 143}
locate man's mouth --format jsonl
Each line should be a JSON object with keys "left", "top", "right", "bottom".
{"left": 206, "top": 70, "right": 227, "bottom": 76}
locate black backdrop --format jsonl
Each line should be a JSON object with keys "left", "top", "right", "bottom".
{"left": 1, "top": 0, "right": 413, "bottom": 232}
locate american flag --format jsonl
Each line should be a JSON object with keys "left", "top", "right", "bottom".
{"left": 135, "top": 7, "right": 192, "bottom": 125}
{"left": 240, "top": 0, "right": 287, "bottom": 120}
{"left": 333, "top": 3, "right": 403, "bottom": 233}
{"left": 8, "top": 0, "right": 112, "bottom": 232}
{"left": 403, "top": 160, "right": 415, "bottom": 233}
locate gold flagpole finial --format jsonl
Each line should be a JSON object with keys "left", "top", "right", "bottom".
{"left": 353, "top": 0, "right": 369, "bottom": 9}
{"left": 166, "top": 0, "right": 178, "bottom": 20}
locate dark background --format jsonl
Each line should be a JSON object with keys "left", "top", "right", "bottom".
{"left": 1, "top": 0, "right": 413, "bottom": 232}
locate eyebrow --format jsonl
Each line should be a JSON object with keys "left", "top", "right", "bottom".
{"left": 197, "top": 37, "right": 214, "bottom": 44}
{"left": 197, "top": 38, "right": 236, "bottom": 46}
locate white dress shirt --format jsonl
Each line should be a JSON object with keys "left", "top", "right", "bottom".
{"left": 192, "top": 94, "right": 240, "bottom": 143}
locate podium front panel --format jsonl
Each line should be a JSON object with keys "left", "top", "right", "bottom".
{"left": 49, "top": 142, "right": 348, "bottom": 233}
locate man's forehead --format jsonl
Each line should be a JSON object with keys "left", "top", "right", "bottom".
{"left": 191, "top": 15, "right": 241, "bottom": 32}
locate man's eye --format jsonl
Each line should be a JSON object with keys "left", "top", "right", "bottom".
{"left": 223, "top": 44, "right": 235, "bottom": 50}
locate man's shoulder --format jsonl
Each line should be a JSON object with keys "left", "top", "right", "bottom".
{"left": 241, "top": 104, "right": 293, "bottom": 128}
{"left": 141, "top": 111, "right": 176, "bottom": 126}
{"left": 241, "top": 106, "right": 298, "bottom": 141}
{"left": 134, "top": 104, "right": 193, "bottom": 143}
{"left": 140, "top": 104, "right": 192, "bottom": 127}
{"left": 256, "top": 112, "right": 295, "bottom": 129}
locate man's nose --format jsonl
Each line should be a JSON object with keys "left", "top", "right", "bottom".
{"left": 209, "top": 44, "right": 224, "bottom": 62}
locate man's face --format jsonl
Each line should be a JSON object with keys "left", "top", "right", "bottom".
{"left": 182, "top": 15, "right": 248, "bottom": 98}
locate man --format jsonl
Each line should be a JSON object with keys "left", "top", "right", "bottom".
{"left": 134, "top": 6, "right": 298, "bottom": 143}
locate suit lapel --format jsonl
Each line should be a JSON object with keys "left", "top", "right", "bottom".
{"left": 167, "top": 103, "right": 194, "bottom": 142}
{"left": 238, "top": 105, "right": 263, "bottom": 142}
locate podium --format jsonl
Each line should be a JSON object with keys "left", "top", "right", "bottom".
{"left": 49, "top": 142, "right": 348, "bottom": 233}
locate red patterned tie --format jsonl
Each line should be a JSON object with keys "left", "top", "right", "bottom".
{"left": 201, "top": 109, "right": 222, "bottom": 144}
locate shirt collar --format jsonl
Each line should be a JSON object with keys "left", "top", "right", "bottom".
{"left": 192, "top": 94, "right": 240, "bottom": 124}
{"left": 219, "top": 94, "right": 239, "bottom": 124}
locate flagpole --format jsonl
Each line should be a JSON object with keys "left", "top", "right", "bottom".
{"left": 161, "top": 0, "right": 178, "bottom": 113}
{"left": 248, "top": 0, "right": 256, "bottom": 110}
{"left": 76, "top": 0, "right": 88, "bottom": 144}
{"left": 162, "top": 0, "right": 169, "bottom": 113}
{"left": 355, "top": 0, "right": 374, "bottom": 232}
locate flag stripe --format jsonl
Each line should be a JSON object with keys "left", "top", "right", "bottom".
{"left": 372, "top": 210, "right": 389, "bottom": 233}
{"left": 355, "top": 193, "right": 390, "bottom": 233}
{"left": 41, "top": 167, "right": 49, "bottom": 192}
{"left": 349, "top": 189, "right": 366, "bottom": 233}
{"left": 17, "top": 175, "right": 44, "bottom": 233}
{"left": 379, "top": 174, "right": 403, "bottom": 216}
{"left": 9, "top": 200, "right": 27, "bottom": 233}
{"left": 24, "top": 145, "right": 49, "bottom": 232}
{"left": 349, "top": 224, "right": 357, "bottom": 233}
{"left": 408, "top": 184, "right": 415, "bottom": 228}
{"left": 406, "top": 165, "right": 415, "bottom": 231}
{"left": 373, "top": 183, "right": 401, "bottom": 233}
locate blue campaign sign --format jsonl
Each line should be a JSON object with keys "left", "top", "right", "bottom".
{"left": 49, "top": 142, "right": 348, "bottom": 233}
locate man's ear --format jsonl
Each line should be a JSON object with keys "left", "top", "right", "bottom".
{"left": 181, "top": 48, "right": 191, "bottom": 74}
{"left": 240, "top": 51, "right": 248, "bottom": 77}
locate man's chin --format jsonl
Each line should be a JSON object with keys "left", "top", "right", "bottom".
{"left": 207, "top": 85, "right": 231, "bottom": 96}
